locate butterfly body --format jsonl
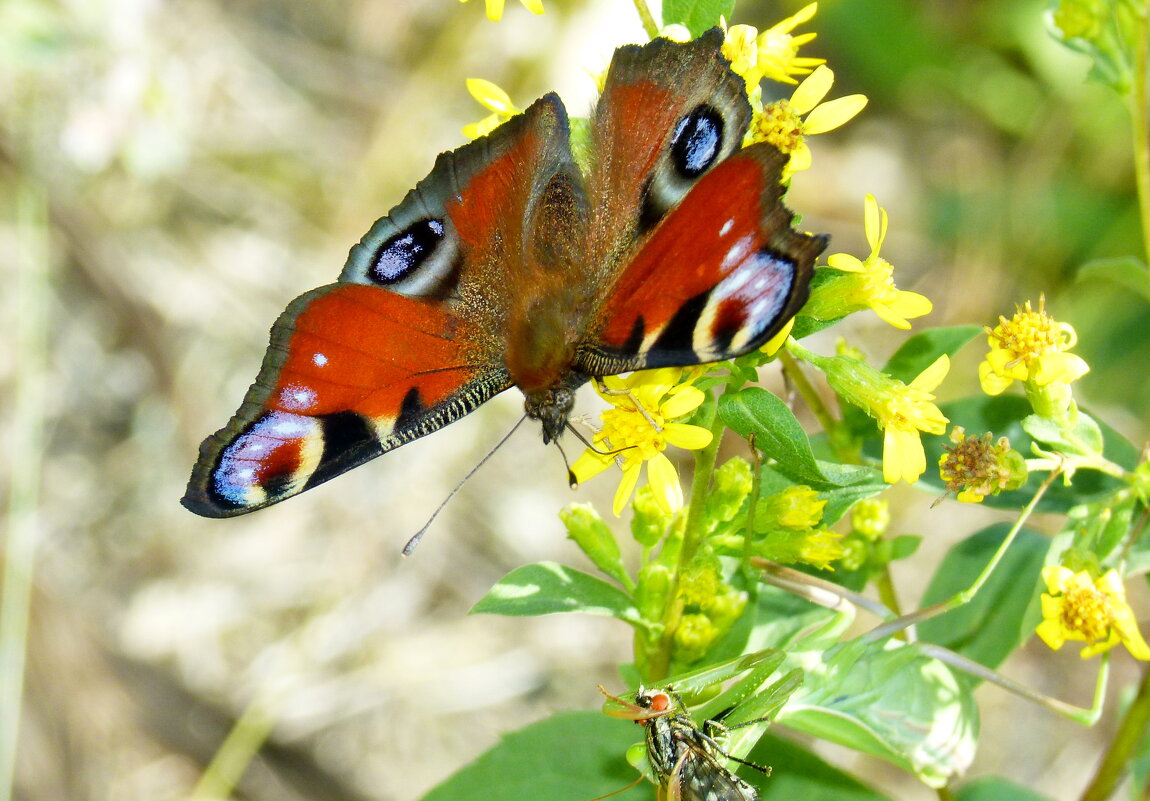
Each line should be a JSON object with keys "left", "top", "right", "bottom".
{"left": 183, "top": 31, "right": 827, "bottom": 518}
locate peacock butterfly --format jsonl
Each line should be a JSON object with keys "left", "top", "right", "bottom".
{"left": 182, "top": 29, "right": 828, "bottom": 518}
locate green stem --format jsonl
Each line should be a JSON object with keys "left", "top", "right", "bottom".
{"left": 865, "top": 467, "right": 1061, "bottom": 642}
{"left": 781, "top": 342, "right": 860, "bottom": 464}
{"left": 191, "top": 688, "right": 281, "bottom": 801}
{"left": 1131, "top": 6, "right": 1150, "bottom": 269}
{"left": 630, "top": 0, "right": 660, "bottom": 39}
{"left": 647, "top": 395, "right": 724, "bottom": 681}
{"left": 778, "top": 348, "right": 839, "bottom": 440}
{"left": 0, "top": 185, "right": 48, "bottom": 801}
{"left": 1080, "top": 663, "right": 1150, "bottom": 801}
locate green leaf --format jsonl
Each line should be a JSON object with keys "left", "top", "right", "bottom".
{"left": 661, "top": 0, "right": 734, "bottom": 36}
{"left": 818, "top": 468, "right": 887, "bottom": 527}
{"left": 720, "top": 388, "right": 825, "bottom": 485}
{"left": 955, "top": 777, "right": 1056, "bottom": 801}
{"left": 419, "top": 711, "right": 644, "bottom": 801}
{"left": 1021, "top": 411, "right": 1104, "bottom": 457}
{"left": 471, "top": 562, "right": 643, "bottom": 627}
{"left": 1077, "top": 256, "right": 1150, "bottom": 305}
{"left": 883, "top": 325, "right": 982, "bottom": 384}
{"left": 780, "top": 640, "right": 978, "bottom": 788}
{"left": 920, "top": 394, "right": 1137, "bottom": 512}
{"left": 916, "top": 523, "right": 1048, "bottom": 669}
{"left": 751, "top": 733, "right": 895, "bottom": 800}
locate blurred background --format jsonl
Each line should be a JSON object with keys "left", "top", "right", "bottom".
{"left": 2, "top": 0, "right": 1147, "bottom": 799}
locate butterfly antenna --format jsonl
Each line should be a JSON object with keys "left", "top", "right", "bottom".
{"left": 561, "top": 422, "right": 636, "bottom": 487}
{"left": 402, "top": 415, "right": 528, "bottom": 557}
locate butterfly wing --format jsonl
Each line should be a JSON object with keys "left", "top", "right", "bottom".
{"left": 575, "top": 29, "right": 826, "bottom": 376}
{"left": 183, "top": 94, "right": 578, "bottom": 517}
{"left": 577, "top": 143, "right": 826, "bottom": 375}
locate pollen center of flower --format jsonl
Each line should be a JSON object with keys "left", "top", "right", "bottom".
{"left": 754, "top": 100, "right": 804, "bottom": 153}
{"left": 1061, "top": 584, "right": 1112, "bottom": 642}
{"left": 989, "top": 301, "right": 1072, "bottom": 364}
{"left": 600, "top": 405, "right": 667, "bottom": 461}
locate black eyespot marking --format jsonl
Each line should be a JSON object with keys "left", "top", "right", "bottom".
{"left": 370, "top": 218, "right": 445, "bottom": 285}
{"left": 669, "top": 106, "right": 724, "bottom": 179}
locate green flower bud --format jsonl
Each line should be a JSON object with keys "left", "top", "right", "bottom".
{"left": 850, "top": 497, "right": 890, "bottom": 541}
{"left": 631, "top": 484, "right": 668, "bottom": 548}
{"left": 560, "top": 503, "right": 628, "bottom": 586}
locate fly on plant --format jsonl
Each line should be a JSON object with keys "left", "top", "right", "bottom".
{"left": 600, "top": 685, "right": 764, "bottom": 801}
{"left": 598, "top": 650, "right": 802, "bottom": 801}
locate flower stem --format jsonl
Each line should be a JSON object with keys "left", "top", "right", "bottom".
{"left": 781, "top": 342, "right": 859, "bottom": 464}
{"left": 864, "top": 466, "right": 1060, "bottom": 642}
{"left": 631, "top": 0, "right": 660, "bottom": 39}
{"left": 0, "top": 185, "right": 49, "bottom": 801}
{"left": 1079, "top": 663, "right": 1150, "bottom": 801}
{"left": 1131, "top": 7, "right": 1150, "bottom": 269}
{"left": 647, "top": 394, "right": 724, "bottom": 681}
{"left": 191, "top": 688, "right": 280, "bottom": 801}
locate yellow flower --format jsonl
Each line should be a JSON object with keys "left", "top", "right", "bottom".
{"left": 824, "top": 194, "right": 933, "bottom": 329}
{"left": 875, "top": 356, "right": 950, "bottom": 484}
{"left": 978, "top": 297, "right": 1090, "bottom": 396}
{"left": 1036, "top": 566, "right": 1150, "bottom": 660}
{"left": 570, "top": 368, "right": 713, "bottom": 517}
{"left": 459, "top": 0, "right": 543, "bottom": 22}
{"left": 938, "top": 426, "right": 1028, "bottom": 503}
{"left": 722, "top": 5, "right": 824, "bottom": 91}
{"left": 462, "top": 78, "right": 521, "bottom": 139}
{"left": 747, "top": 65, "right": 867, "bottom": 175}
{"left": 756, "top": 2, "right": 824, "bottom": 84}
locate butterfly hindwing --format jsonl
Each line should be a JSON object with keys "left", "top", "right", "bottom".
{"left": 577, "top": 143, "right": 827, "bottom": 376}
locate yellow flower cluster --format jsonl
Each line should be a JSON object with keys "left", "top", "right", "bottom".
{"left": 569, "top": 369, "right": 713, "bottom": 517}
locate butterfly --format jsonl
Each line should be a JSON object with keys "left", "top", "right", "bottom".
{"left": 182, "top": 29, "right": 828, "bottom": 519}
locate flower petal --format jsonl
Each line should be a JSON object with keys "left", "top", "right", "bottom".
{"left": 646, "top": 453, "right": 683, "bottom": 514}
{"left": 790, "top": 65, "right": 833, "bottom": 115}
{"left": 519, "top": 0, "right": 545, "bottom": 14}
{"left": 787, "top": 141, "right": 812, "bottom": 173}
{"left": 466, "top": 78, "right": 516, "bottom": 113}
{"left": 570, "top": 448, "right": 613, "bottom": 484}
{"left": 826, "top": 252, "right": 864, "bottom": 272}
{"left": 890, "top": 290, "right": 933, "bottom": 320}
{"left": 663, "top": 422, "right": 713, "bottom": 450}
{"left": 483, "top": 0, "right": 505, "bottom": 21}
{"left": 612, "top": 462, "right": 642, "bottom": 517}
{"left": 660, "top": 385, "right": 704, "bottom": 419}
{"left": 863, "top": 194, "right": 881, "bottom": 252}
{"left": 872, "top": 302, "right": 912, "bottom": 330}
{"left": 761, "top": 317, "right": 795, "bottom": 355}
{"left": 909, "top": 355, "right": 949, "bottom": 392}
{"left": 802, "top": 94, "right": 868, "bottom": 134}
